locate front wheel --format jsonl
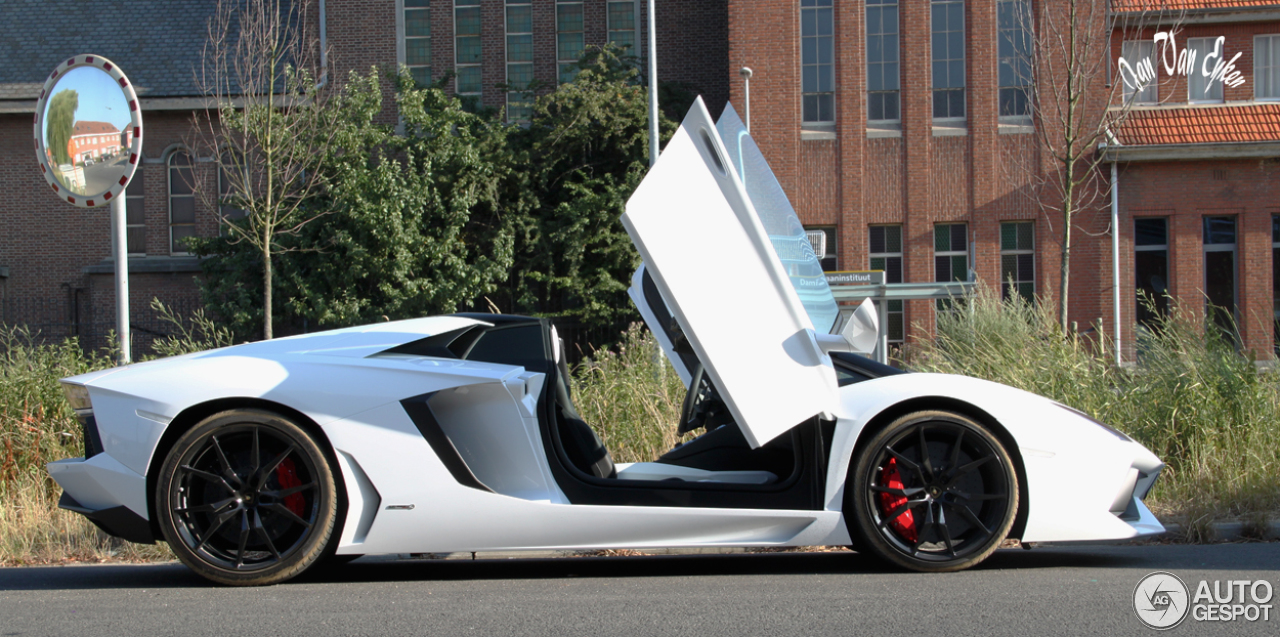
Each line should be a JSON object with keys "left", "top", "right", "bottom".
{"left": 846, "top": 410, "right": 1018, "bottom": 572}
{"left": 156, "top": 409, "right": 338, "bottom": 586}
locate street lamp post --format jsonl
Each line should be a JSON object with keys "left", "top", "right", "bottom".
{"left": 739, "top": 67, "right": 752, "bottom": 132}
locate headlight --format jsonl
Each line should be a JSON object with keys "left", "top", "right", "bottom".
{"left": 1053, "top": 402, "right": 1130, "bottom": 441}
{"left": 61, "top": 382, "right": 93, "bottom": 412}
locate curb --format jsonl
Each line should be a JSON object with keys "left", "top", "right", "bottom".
{"left": 367, "top": 522, "right": 1280, "bottom": 562}
{"left": 1160, "top": 520, "right": 1280, "bottom": 543}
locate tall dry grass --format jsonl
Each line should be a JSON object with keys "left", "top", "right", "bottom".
{"left": 911, "top": 285, "right": 1280, "bottom": 536}
{"left": 0, "top": 299, "right": 232, "bottom": 565}
{"left": 570, "top": 323, "right": 690, "bottom": 463}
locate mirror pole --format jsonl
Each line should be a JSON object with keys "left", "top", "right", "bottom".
{"left": 876, "top": 298, "right": 889, "bottom": 365}
{"left": 111, "top": 196, "right": 131, "bottom": 364}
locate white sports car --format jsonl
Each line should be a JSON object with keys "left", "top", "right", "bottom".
{"left": 48, "top": 99, "right": 1164, "bottom": 586}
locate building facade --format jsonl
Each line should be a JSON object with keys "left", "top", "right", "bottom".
{"left": 727, "top": 0, "right": 1280, "bottom": 360}
{"left": 2, "top": 0, "right": 1278, "bottom": 362}
{"left": 0, "top": 0, "right": 727, "bottom": 350}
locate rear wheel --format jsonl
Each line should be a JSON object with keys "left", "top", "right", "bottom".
{"left": 156, "top": 409, "right": 338, "bottom": 586}
{"left": 846, "top": 410, "right": 1017, "bottom": 572}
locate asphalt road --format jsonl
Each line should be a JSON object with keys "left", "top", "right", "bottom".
{"left": 0, "top": 544, "right": 1276, "bottom": 636}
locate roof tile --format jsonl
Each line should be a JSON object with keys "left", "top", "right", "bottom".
{"left": 1116, "top": 103, "right": 1280, "bottom": 145}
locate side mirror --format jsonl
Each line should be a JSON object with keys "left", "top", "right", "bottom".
{"left": 841, "top": 298, "right": 880, "bottom": 354}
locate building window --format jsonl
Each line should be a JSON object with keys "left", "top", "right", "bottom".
{"left": 168, "top": 152, "right": 196, "bottom": 255}
{"left": 1257, "top": 35, "right": 1280, "bottom": 100}
{"left": 869, "top": 225, "right": 904, "bottom": 347}
{"left": 218, "top": 152, "right": 247, "bottom": 233}
{"left": 125, "top": 166, "right": 145, "bottom": 256}
{"left": 506, "top": 0, "right": 534, "bottom": 123}
{"left": 1121, "top": 40, "right": 1156, "bottom": 104}
{"left": 1188, "top": 38, "right": 1224, "bottom": 103}
{"left": 931, "top": 0, "right": 965, "bottom": 120}
{"left": 1204, "top": 216, "right": 1237, "bottom": 337}
{"left": 405, "top": 0, "right": 432, "bottom": 86}
{"left": 557, "top": 1, "right": 585, "bottom": 84}
{"left": 608, "top": 0, "right": 636, "bottom": 52}
{"left": 1134, "top": 217, "right": 1169, "bottom": 329}
{"left": 801, "top": 0, "right": 835, "bottom": 124}
{"left": 455, "top": 0, "right": 482, "bottom": 107}
{"left": 935, "top": 223, "right": 968, "bottom": 282}
{"left": 1000, "top": 221, "right": 1034, "bottom": 302}
{"left": 997, "top": 0, "right": 1031, "bottom": 118}
{"left": 866, "top": 0, "right": 900, "bottom": 123}
{"left": 1273, "top": 216, "right": 1279, "bottom": 352}
{"left": 805, "top": 226, "right": 838, "bottom": 271}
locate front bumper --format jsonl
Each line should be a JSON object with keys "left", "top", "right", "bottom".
{"left": 58, "top": 491, "right": 154, "bottom": 544}
{"left": 47, "top": 453, "right": 153, "bottom": 544}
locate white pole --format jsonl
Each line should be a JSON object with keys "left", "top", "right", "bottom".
{"left": 1111, "top": 161, "right": 1121, "bottom": 366}
{"left": 110, "top": 196, "right": 131, "bottom": 364}
{"left": 740, "top": 67, "right": 753, "bottom": 132}
{"left": 647, "top": 0, "right": 659, "bottom": 167}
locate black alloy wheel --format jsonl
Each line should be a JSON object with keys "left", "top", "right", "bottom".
{"left": 156, "top": 409, "right": 338, "bottom": 586}
{"left": 847, "top": 410, "right": 1018, "bottom": 572}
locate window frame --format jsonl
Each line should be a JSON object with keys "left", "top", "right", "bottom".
{"left": 1121, "top": 40, "right": 1157, "bottom": 105}
{"left": 125, "top": 162, "right": 146, "bottom": 257}
{"left": 866, "top": 0, "right": 902, "bottom": 127}
{"left": 999, "top": 221, "right": 1035, "bottom": 303}
{"left": 1202, "top": 215, "right": 1238, "bottom": 337}
{"left": 1256, "top": 34, "right": 1280, "bottom": 101}
{"left": 505, "top": 0, "right": 534, "bottom": 123}
{"left": 1187, "top": 37, "right": 1224, "bottom": 104}
{"left": 1134, "top": 217, "right": 1170, "bottom": 329}
{"left": 931, "top": 0, "right": 967, "bottom": 123}
{"left": 556, "top": 0, "right": 585, "bottom": 84}
{"left": 801, "top": 0, "right": 836, "bottom": 127}
{"left": 997, "top": 0, "right": 1032, "bottom": 123}
{"left": 606, "top": 0, "right": 638, "bottom": 53}
{"left": 454, "top": 0, "right": 483, "bottom": 106}
{"left": 167, "top": 151, "right": 196, "bottom": 256}
{"left": 869, "top": 224, "right": 905, "bottom": 348}
{"left": 403, "top": 0, "right": 433, "bottom": 87}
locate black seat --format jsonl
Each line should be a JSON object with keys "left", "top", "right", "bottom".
{"left": 553, "top": 348, "right": 616, "bottom": 480}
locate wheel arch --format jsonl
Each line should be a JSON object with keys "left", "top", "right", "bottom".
{"left": 846, "top": 395, "right": 1030, "bottom": 541}
{"left": 144, "top": 397, "right": 349, "bottom": 546}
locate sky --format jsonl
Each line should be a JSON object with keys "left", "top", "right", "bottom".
{"left": 41, "top": 65, "right": 133, "bottom": 144}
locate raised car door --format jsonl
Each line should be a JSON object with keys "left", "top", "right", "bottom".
{"left": 621, "top": 98, "right": 840, "bottom": 449}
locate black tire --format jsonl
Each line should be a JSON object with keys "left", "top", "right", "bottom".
{"left": 846, "top": 410, "right": 1017, "bottom": 572}
{"left": 156, "top": 409, "right": 338, "bottom": 586}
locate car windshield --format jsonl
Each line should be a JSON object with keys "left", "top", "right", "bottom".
{"left": 716, "top": 104, "right": 839, "bottom": 334}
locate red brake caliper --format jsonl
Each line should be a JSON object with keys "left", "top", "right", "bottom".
{"left": 275, "top": 458, "right": 305, "bottom": 517}
{"left": 878, "top": 457, "right": 918, "bottom": 543}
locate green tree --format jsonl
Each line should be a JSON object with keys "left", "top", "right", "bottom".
{"left": 45, "top": 89, "right": 78, "bottom": 165}
{"left": 194, "top": 69, "right": 515, "bottom": 335}
{"left": 191, "top": 0, "right": 343, "bottom": 340}
{"left": 498, "top": 44, "right": 676, "bottom": 328}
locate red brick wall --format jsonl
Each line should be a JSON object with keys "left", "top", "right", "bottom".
{"left": 730, "top": 0, "right": 1280, "bottom": 360}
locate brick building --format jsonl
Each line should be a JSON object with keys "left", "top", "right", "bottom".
{"left": 3, "top": 0, "right": 1277, "bottom": 362}
{"left": 728, "top": 0, "right": 1280, "bottom": 361}
{"left": 0, "top": 0, "right": 727, "bottom": 350}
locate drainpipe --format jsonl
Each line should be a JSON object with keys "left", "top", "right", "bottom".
{"left": 647, "top": 0, "right": 659, "bottom": 167}
{"left": 317, "top": 0, "right": 328, "bottom": 89}
{"left": 1106, "top": 129, "right": 1123, "bottom": 365}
